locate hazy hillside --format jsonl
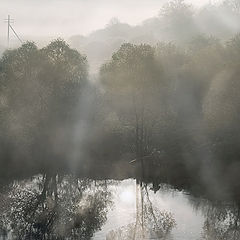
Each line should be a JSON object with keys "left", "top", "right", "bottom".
{"left": 68, "top": 1, "right": 240, "bottom": 73}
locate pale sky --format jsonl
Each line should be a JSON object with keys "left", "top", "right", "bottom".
{"left": 0, "top": 0, "right": 222, "bottom": 41}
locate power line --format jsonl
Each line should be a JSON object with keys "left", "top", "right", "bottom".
{"left": 9, "top": 24, "right": 23, "bottom": 44}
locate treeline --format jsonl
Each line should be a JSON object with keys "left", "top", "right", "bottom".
{"left": 1, "top": 33, "right": 240, "bottom": 196}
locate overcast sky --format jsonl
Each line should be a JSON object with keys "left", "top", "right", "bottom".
{"left": 0, "top": 0, "right": 222, "bottom": 42}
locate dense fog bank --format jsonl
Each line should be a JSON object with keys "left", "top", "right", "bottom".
{"left": 1, "top": 0, "right": 240, "bottom": 201}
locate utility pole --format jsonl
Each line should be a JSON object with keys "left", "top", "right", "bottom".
{"left": 7, "top": 15, "right": 10, "bottom": 47}
{"left": 4, "top": 15, "right": 13, "bottom": 47}
{"left": 4, "top": 15, "right": 22, "bottom": 48}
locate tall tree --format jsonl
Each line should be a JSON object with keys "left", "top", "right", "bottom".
{"left": 100, "top": 43, "right": 165, "bottom": 176}
{"left": 0, "top": 39, "right": 88, "bottom": 175}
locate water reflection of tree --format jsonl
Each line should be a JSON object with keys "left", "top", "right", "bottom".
{"left": 187, "top": 193, "right": 240, "bottom": 240}
{"left": 106, "top": 180, "right": 176, "bottom": 240}
{"left": 0, "top": 174, "right": 112, "bottom": 240}
{"left": 201, "top": 202, "right": 240, "bottom": 240}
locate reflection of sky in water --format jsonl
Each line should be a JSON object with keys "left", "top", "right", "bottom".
{"left": 93, "top": 179, "right": 204, "bottom": 240}
{"left": 93, "top": 180, "right": 136, "bottom": 239}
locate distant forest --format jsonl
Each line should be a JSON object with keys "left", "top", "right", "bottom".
{"left": 68, "top": 0, "right": 240, "bottom": 73}
{"left": 1, "top": 0, "right": 240, "bottom": 200}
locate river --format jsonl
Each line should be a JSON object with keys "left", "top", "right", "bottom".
{"left": 0, "top": 175, "right": 239, "bottom": 240}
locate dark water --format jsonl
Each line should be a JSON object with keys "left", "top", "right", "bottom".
{"left": 0, "top": 175, "right": 239, "bottom": 240}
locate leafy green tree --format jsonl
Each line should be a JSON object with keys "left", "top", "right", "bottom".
{"left": 0, "top": 39, "right": 88, "bottom": 175}
{"left": 100, "top": 43, "right": 166, "bottom": 175}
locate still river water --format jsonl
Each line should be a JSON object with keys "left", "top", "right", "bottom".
{"left": 0, "top": 176, "right": 239, "bottom": 240}
{"left": 93, "top": 179, "right": 204, "bottom": 240}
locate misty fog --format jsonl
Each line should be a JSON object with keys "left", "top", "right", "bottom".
{"left": 1, "top": 0, "right": 240, "bottom": 239}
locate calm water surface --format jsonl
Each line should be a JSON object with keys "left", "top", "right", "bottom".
{"left": 93, "top": 179, "right": 204, "bottom": 240}
{"left": 0, "top": 176, "right": 239, "bottom": 240}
